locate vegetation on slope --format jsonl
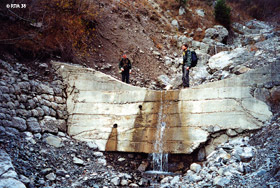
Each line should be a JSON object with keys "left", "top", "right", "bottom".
{"left": 0, "top": 0, "right": 96, "bottom": 62}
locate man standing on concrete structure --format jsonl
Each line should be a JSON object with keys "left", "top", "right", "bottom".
{"left": 181, "top": 44, "right": 192, "bottom": 88}
{"left": 119, "top": 54, "right": 132, "bottom": 83}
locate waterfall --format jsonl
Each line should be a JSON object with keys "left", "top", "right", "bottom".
{"left": 151, "top": 90, "right": 168, "bottom": 172}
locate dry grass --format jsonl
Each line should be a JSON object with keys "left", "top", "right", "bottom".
{"left": 0, "top": 0, "right": 97, "bottom": 62}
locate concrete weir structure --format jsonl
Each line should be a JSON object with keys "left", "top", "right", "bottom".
{"left": 52, "top": 61, "right": 279, "bottom": 154}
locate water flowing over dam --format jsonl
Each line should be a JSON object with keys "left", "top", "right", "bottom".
{"left": 52, "top": 61, "right": 279, "bottom": 154}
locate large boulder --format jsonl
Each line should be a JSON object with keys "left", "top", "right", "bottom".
{"left": 191, "top": 66, "right": 211, "bottom": 81}
{"left": 208, "top": 48, "right": 254, "bottom": 72}
{"left": 0, "top": 150, "right": 26, "bottom": 188}
{"left": 204, "top": 25, "right": 228, "bottom": 43}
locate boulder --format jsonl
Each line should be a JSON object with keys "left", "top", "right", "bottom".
{"left": 171, "top": 19, "right": 179, "bottom": 29}
{"left": 11, "top": 117, "right": 27, "bottom": 131}
{"left": 111, "top": 177, "right": 120, "bottom": 186}
{"left": 157, "top": 75, "right": 172, "bottom": 86}
{"left": 170, "top": 74, "right": 182, "bottom": 89}
{"left": 213, "top": 177, "right": 230, "bottom": 187}
{"left": 179, "top": 6, "right": 186, "bottom": 15}
{"left": 232, "top": 65, "right": 251, "bottom": 75}
{"left": 44, "top": 135, "right": 64, "bottom": 148}
{"left": 40, "top": 116, "right": 59, "bottom": 133}
{"left": 190, "top": 163, "right": 201, "bottom": 173}
{"left": 196, "top": 9, "right": 205, "bottom": 17}
{"left": 204, "top": 25, "right": 228, "bottom": 43}
{"left": 27, "top": 117, "right": 41, "bottom": 133}
{"left": 0, "top": 178, "right": 26, "bottom": 188}
{"left": 73, "top": 157, "right": 84, "bottom": 165}
{"left": 137, "top": 161, "right": 149, "bottom": 172}
{"left": 208, "top": 48, "right": 253, "bottom": 72}
{"left": 190, "top": 66, "right": 210, "bottom": 84}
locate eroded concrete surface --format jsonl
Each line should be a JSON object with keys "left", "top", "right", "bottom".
{"left": 52, "top": 61, "right": 279, "bottom": 154}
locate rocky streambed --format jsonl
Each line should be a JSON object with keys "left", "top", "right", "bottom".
{"left": 0, "top": 114, "right": 279, "bottom": 188}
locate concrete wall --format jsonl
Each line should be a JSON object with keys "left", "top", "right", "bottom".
{"left": 52, "top": 61, "right": 279, "bottom": 154}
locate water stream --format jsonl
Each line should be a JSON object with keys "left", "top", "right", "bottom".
{"left": 148, "top": 90, "right": 169, "bottom": 174}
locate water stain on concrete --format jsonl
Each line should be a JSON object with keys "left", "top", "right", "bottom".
{"left": 105, "top": 124, "right": 118, "bottom": 151}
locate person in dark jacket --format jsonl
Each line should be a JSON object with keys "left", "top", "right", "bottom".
{"left": 181, "top": 44, "right": 192, "bottom": 88}
{"left": 119, "top": 54, "right": 132, "bottom": 83}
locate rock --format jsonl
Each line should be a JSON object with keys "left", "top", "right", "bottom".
{"left": 93, "top": 152, "right": 104, "bottom": 157}
{"left": 40, "top": 116, "right": 59, "bottom": 133}
{"left": 158, "top": 75, "right": 172, "bottom": 86}
{"left": 121, "top": 179, "right": 128, "bottom": 186}
{"left": 40, "top": 168, "right": 52, "bottom": 175}
{"left": 73, "top": 157, "right": 84, "bottom": 165}
{"left": 0, "top": 149, "right": 16, "bottom": 178}
{"left": 153, "top": 51, "right": 161, "bottom": 56}
{"left": 197, "top": 147, "right": 206, "bottom": 162}
{"left": 239, "top": 147, "right": 254, "bottom": 162}
{"left": 213, "top": 177, "right": 230, "bottom": 187}
{"left": 171, "top": 19, "right": 179, "bottom": 29}
{"left": 170, "top": 176, "right": 180, "bottom": 185}
{"left": 161, "top": 176, "right": 173, "bottom": 184}
{"left": 46, "top": 172, "right": 56, "bottom": 181}
{"left": 164, "top": 56, "right": 173, "bottom": 67}
{"left": 86, "top": 141, "right": 98, "bottom": 150}
{"left": 19, "top": 175, "right": 30, "bottom": 184}
{"left": 177, "top": 36, "right": 193, "bottom": 47}
{"left": 0, "top": 178, "right": 26, "bottom": 188}
{"left": 5, "top": 127, "right": 19, "bottom": 137}
{"left": 232, "top": 65, "right": 251, "bottom": 75}
{"left": 170, "top": 74, "right": 182, "bottom": 89}
{"left": 11, "top": 117, "right": 27, "bottom": 131}
{"left": 190, "top": 66, "right": 210, "bottom": 84}
{"left": 270, "top": 86, "right": 280, "bottom": 106}
{"left": 185, "top": 171, "right": 202, "bottom": 182}
{"left": 38, "top": 83, "right": 54, "bottom": 95}
{"left": 118, "top": 158, "right": 126, "bottom": 162}
{"left": 44, "top": 135, "right": 64, "bottom": 148}
{"left": 208, "top": 48, "right": 253, "bottom": 72}
{"left": 97, "top": 158, "right": 107, "bottom": 166}
{"left": 253, "top": 88, "right": 270, "bottom": 103}
{"left": 196, "top": 9, "right": 205, "bottom": 17}
{"left": 111, "top": 177, "right": 120, "bottom": 186}
{"left": 39, "top": 63, "right": 48, "bottom": 69}
{"left": 226, "top": 129, "right": 237, "bottom": 137}
{"left": 137, "top": 161, "right": 149, "bottom": 172}
{"left": 129, "top": 183, "right": 139, "bottom": 187}
{"left": 27, "top": 117, "right": 41, "bottom": 133}
{"left": 204, "top": 25, "right": 228, "bottom": 43}
{"left": 0, "top": 86, "right": 9, "bottom": 93}
{"left": 56, "top": 169, "right": 67, "bottom": 177}
{"left": 179, "top": 6, "right": 186, "bottom": 15}
{"left": 206, "top": 134, "right": 229, "bottom": 157}
{"left": 42, "top": 105, "right": 50, "bottom": 116}
{"left": 57, "top": 119, "right": 67, "bottom": 132}
{"left": 190, "top": 163, "right": 201, "bottom": 173}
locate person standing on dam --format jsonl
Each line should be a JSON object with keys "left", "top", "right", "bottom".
{"left": 119, "top": 54, "right": 132, "bottom": 84}
{"left": 181, "top": 43, "right": 198, "bottom": 88}
{"left": 181, "top": 44, "right": 192, "bottom": 88}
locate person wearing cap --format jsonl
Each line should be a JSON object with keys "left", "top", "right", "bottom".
{"left": 181, "top": 44, "right": 192, "bottom": 88}
{"left": 119, "top": 54, "right": 132, "bottom": 83}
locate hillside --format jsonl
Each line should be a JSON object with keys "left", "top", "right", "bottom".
{"left": 2, "top": 0, "right": 279, "bottom": 88}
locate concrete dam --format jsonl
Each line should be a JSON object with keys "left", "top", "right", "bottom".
{"left": 52, "top": 61, "right": 279, "bottom": 154}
